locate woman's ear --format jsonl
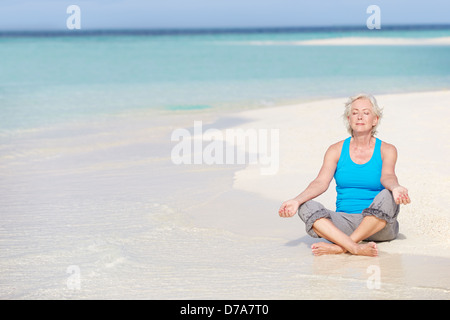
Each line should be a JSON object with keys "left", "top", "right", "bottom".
{"left": 373, "top": 116, "right": 379, "bottom": 127}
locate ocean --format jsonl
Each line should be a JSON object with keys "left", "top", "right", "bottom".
{"left": 1, "top": 25, "right": 450, "bottom": 131}
{"left": 1, "top": 26, "right": 450, "bottom": 299}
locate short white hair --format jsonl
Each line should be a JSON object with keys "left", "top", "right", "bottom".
{"left": 343, "top": 93, "right": 383, "bottom": 136}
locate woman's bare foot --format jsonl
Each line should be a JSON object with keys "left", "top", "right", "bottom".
{"left": 353, "top": 241, "right": 378, "bottom": 257}
{"left": 311, "top": 241, "right": 378, "bottom": 257}
{"left": 311, "top": 242, "right": 346, "bottom": 256}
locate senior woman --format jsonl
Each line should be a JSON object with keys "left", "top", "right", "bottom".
{"left": 278, "top": 93, "right": 410, "bottom": 257}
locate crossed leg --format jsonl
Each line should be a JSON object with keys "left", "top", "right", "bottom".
{"left": 311, "top": 216, "right": 386, "bottom": 257}
{"left": 298, "top": 190, "right": 399, "bottom": 257}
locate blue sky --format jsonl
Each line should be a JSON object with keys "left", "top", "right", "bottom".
{"left": 0, "top": 0, "right": 449, "bottom": 30}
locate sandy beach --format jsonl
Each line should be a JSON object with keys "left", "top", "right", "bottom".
{"left": 189, "top": 90, "right": 450, "bottom": 250}
{"left": 246, "top": 36, "right": 450, "bottom": 46}
{"left": 183, "top": 89, "right": 450, "bottom": 298}
{"left": 1, "top": 90, "right": 449, "bottom": 299}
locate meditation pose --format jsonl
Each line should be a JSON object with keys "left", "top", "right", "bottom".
{"left": 278, "top": 93, "right": 411, "bottom": 257}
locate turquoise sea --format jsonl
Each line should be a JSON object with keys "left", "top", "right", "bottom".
{"left": 1, "top": 26, "right": 450, "bottom": 131}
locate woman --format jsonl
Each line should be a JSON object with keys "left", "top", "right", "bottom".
{"left": 278, "top": 93, "right": 411, "bottom": 257}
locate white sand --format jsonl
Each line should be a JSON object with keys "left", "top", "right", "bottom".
{"left": 245, "top": 37, "right": 450, "bottom": 46}
{"left": 228, "top": 90, "right": 450, "bottom": 257}
{"left": 180, "top": 90, "right": 450, "bottom": 299}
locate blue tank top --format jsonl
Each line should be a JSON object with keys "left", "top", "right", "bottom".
{"left": 334, "top": 137, "right": 385, "bottom": 214}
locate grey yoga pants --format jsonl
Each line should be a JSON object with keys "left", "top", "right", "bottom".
{"left": 298, "top": 189, "right": 400, "bottom": 241}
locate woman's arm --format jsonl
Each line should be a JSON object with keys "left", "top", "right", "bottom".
{"left": 279, "top": 143, "right": 341, "bottom": 217}
{"left": 380, "top": 142, "right": 411, "bottom": 205}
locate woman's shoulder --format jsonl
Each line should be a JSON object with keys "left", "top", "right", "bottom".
{"left": 379, "top": 139, "right": 398, "bottom": 159}
{"left": 325, "top": 139, "right": 347, "bottom": 161}
{"left": 328, "top": 139, "right": 347, "bottom": 152}
{"left": 380, "top": 140, "right": 397, "bottom": 152}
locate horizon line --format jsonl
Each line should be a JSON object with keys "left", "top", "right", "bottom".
{"left": 1, "top": 24, "right": 450, "bottom": 37}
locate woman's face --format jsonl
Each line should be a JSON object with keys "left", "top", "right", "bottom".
{"left": 348, "top": 98, "right": 379, "bottom": 136}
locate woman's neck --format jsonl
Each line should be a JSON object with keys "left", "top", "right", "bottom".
{"left": 351, "top": 133, "right": 374, "bottom": 147}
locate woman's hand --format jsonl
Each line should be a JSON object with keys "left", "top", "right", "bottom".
{"left": 278, "top": 199, "right": 301, "bottom": 217}
{"left": 392, "top": 186, "right": 411, "bottom": 205}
